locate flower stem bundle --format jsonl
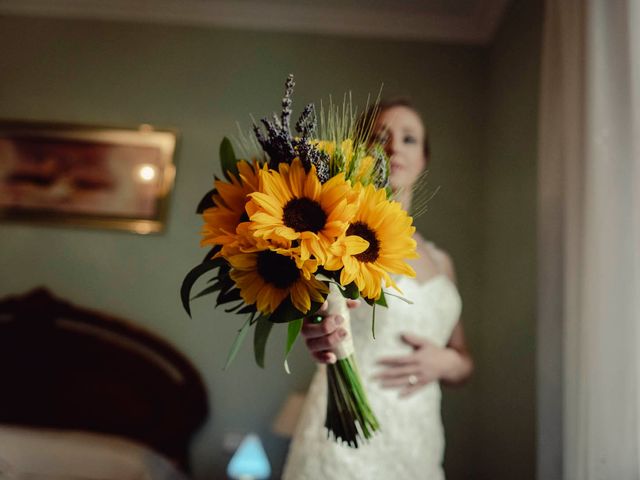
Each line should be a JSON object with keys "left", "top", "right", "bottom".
{"left": 326, "top": 357, "right": 379, "bottom": 447}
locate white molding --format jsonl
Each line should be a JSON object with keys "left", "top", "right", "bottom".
{"left": 0, "top": 0, "right": 509, "bottom": 45}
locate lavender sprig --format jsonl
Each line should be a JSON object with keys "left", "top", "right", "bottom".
{"left": 281, "top": 75, "right": 295, "bottom": 132}
{"left": 253, "top": 75, "right": 330, "bottom": 182}
{"left": 295, "top": 103, "right": 317, "bottom": 141}
{"left": 253, "top": 75, "right": 297, "bottom": 169}
{"left": 294, "top": 139, "right": 330, "bottom": 183}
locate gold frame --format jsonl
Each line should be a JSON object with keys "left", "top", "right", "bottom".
{"left": 0, "top": 120, "right": 178, "bottom": 234}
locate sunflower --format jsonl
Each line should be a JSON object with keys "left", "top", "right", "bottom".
{"left": 326, "top": 183, "right": 418, "bottom": 300}
{"left": 200, "top": 160, "right": 262, "bottom": 257}
{"left": 228, "top": 247, "right": 328, "bottom": 315}
{"left": 246, "top": 158, "right": 358, "bottom": 264}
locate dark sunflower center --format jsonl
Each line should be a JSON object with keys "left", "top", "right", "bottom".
{"left": 256, "top": 250, "right": 300, "bottom": 289}
{"left": 347, "top": 221, "right": 380, "bottom": 263}
{"left": 283, "top": 197, "right": 327, "bottom": 233}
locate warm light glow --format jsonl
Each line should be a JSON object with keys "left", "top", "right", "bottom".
{"left": 137, "top": 164, "right": 157, "bottom": 182}
{"left": 134, "top": 223, "right": 153, "bottom": 235}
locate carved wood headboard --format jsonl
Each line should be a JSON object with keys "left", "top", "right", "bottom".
{"left": 0, "top": 288, "right": 209, "bottom": 472}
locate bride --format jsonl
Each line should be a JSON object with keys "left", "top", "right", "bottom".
{"left": 282, "top": 99, "right": 474, "bottom": 479}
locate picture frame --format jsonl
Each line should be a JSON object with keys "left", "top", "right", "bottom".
{"left": 0, "top": 120, "right": 178, "bottom": 234}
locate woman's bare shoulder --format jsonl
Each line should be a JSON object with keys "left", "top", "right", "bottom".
{"left": 415, "top": 234, "right": 456, "bottom": 282}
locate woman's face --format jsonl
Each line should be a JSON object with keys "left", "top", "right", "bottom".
{"left": 373, "top": 105, "right": 427, "bottom": 191}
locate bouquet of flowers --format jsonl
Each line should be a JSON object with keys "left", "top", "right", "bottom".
{"left": 181, "top": 75, "right": 417, "bottom": 447}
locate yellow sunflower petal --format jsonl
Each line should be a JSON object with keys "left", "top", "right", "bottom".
{"left": 250, "top": 192, "right": 283, "bottom": 217}
{"left": 228, "top": 253, "right": 257, "bottom": 270}
{"left": 290, "top": 282, "right": 311, "bottom": 314}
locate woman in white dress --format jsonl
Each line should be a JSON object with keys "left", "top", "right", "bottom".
{"left": 282, "top": 100, "right": 474, "bottom": 480}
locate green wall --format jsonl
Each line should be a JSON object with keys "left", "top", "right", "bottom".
{"left": 475, "top": 0, "right": 542, "bottom": 478}
{"left": 0, "top": 4, "right": 539, "bottom": 477}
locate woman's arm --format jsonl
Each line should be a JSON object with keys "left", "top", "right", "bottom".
{"left": 429, "top": 246, "right": 474, "bottom": 385}
{"left": 438, "top": 321, "right": 474, "bottom": 386}
{"left": 374, "top": 246, "right": 474, "bottom": 395}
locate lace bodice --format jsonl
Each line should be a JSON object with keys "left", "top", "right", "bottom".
{"left": 282, "top": 274, "right": 462, "bottom": 480}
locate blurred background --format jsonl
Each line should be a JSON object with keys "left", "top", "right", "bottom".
{"left": 0, "top": 0, "right": 541, "bottom": 478}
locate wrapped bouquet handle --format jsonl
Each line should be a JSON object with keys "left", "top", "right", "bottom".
{"left": 321, "top": 283, "right": 379, "bottom": 447}
{"left": 325, "top": 284, "right": 354, "bottom": 359}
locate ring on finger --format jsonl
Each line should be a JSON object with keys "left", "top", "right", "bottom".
{"left": 309, "top": 315, "right": 324, "bottom": 324}
{"left": 408, "top": 374, "right": 418, "bottom": 386}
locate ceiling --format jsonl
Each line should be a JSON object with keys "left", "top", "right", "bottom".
{"left": 0, "top": 0, "right": 511, "bottom": 44}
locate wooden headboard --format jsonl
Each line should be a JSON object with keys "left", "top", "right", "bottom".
{"left": 0, "top": 288, "right": 208, "bottom": 471}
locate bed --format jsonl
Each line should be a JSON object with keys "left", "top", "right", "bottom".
{"left": 0, "top": 288, "right": 208, "bottom": 479}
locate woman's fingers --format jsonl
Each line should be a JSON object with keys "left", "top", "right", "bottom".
{"left": 346, "top": 299, "right": 361, "bottom": 309}
{"left": 313, "top": 350, "right": 337, "bottom": 364}
{"left": 372, "top": 365, "right": 418, "bottom": 380}
{"left": 376, "top": 355, "right": 419, "bottom": 367}
{"left": 379, "top": 376, "right": 422, "bottom": 389}
{"left": 400, "top": 332, "right": 428, "bottom": 349}
{"left": 301, "top": 297, "right": 356, "bottom": 364}
{"left": 301, "top": 314, "right": 343, "bottom": 339}
{"left": 305, "top": 327, "right": 347, "bottom": 352}
{"left": 374, "top": 354, "right": 424, "bottom": 392}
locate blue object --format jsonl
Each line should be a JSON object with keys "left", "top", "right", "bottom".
{"left": 226, "top": 433, "right": 271, "bottom": 480}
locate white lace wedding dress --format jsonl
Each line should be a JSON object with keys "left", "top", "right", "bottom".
{"left": 282, "top": 274, "right": 462, "bottom": 480}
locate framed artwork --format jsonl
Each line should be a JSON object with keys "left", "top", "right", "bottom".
{"left": 0, "top": 121, "right": 178, "bottom": 234}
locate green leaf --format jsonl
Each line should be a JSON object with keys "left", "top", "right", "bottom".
{"left": 381, "top": 290, "right": 414, "bottom": 305}
{"left": 196, "top": 187, "right": 217, "bottom": 214}
{"left": 180, "top": 259, "right": 224, "bottom": 317}
{"left": 253, "top": 316, "right": 273, "bottom": 368}
{"left": 341, "top": 281, "right": 360, "bottom": 300}
{"left": 223, "top": 317, "right": 251, "bottom": 370}
{"left": 191, "top": 283, "right": 222, "bottom": 301}
{"left": 202, "top": 246, "right": 220, "bottom": 263}
{"left": 220, "top": 137, "right": 238, "bottom": 180}
{"left": 269, "top": 298, "right": 304, "bottom": 323}
{"left": 238, "top": 304, "right": 257, "bottom": 315}
{"left": 224, "top": 302, "right": 245, "bottom": 313}
{"left": 217, "top": 287, "right": 242, "bottom": 306}
{"left": 371, "top": 303, "right": 377, "bottom": 340}
{"left": 284, "top": 318, "right": 303, "bottom": 374}
{"left": 316, "top": 267, "right": 338, "bottom": 282}
{"left": 375, "top": 290, "right": 388, "bottom": 307}
{"left": 271, "top": 297, "right": 326, "bottom": 324}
